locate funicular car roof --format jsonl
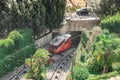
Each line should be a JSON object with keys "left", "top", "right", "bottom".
{"left": 49, "top": 34, "right": 71, "bottom": 46}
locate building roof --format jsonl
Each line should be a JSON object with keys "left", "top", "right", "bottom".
{"left": 49, "top": 34, "right": 71, "bottom": 46}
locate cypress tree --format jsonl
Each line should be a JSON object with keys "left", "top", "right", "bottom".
{"left": 100, "top": 0, "right": 120, "bottom": 16}
{"left": 0, "top": 0, "right": 66, "bottom": 36}
{"left": 44, "top": 0, "right": 66, "bottom": 30}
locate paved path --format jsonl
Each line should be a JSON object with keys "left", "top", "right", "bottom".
{"left": 0, "top": 66, "right": 25, "bottom": 80}
{"left": 0, "top": 71, "right": 14, "bottom": 80}
{"left": 108, "top": 76, "right": 120, "bottom": 80}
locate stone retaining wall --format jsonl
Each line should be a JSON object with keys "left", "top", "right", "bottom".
{"left": 35, "top": 33, "right": 52, "bottom": 48}
{"left": 60, "top": 18, "right": 100, "bottom": 34}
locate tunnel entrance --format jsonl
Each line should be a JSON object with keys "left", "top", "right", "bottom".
{"left": 67, "top": 31, "right": 82, "bottom": 46}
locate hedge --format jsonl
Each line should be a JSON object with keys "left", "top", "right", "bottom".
{"left": 101, "top": 12, "right": 120, "bottom": 33}
{"left": 87, "top": 71, "right": 118, "bottom": 80}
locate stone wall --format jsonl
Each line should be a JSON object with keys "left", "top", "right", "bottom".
{"left": 35, "top": 33, "right": 52, "bottom": 48}
{"left": 59, "top": 18, "right": 100, "bottom": 34}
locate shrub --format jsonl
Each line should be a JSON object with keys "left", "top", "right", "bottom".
{"left": 101, "top": 12, "right": 120, "bottom": 33}
{"left": 87, "top": 71, "right": 118, "bottom": 80}
{"left": 25, "top": 49, "right": 49, "bottom": 79}
{"left": 73, "top": 66, "right": 89, "bottom": 80}
{"left": 0, "top": 38, "right": 14, "bottom": 58}
{"left": 112, "top": 63, "right": 120, "bottom": 74}
{"left": 0, "top": 28, "right": 34, "bottom": 60}
{"left": 87, "top": 57, "right": 102, "bottom": 73}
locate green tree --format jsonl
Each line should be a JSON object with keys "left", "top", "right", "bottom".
{"left": 0, "top": 0, "right": 66, "bottom": 37}
{"left": 25, "top": 49, "right": 50, "bottom": 80}
{"left": 93, "top": 29, "right": 120, "bottom": 73}
{"left": 101, "top": 12, "right": 120, "bottom": 34}
{"left": 0, "top": 0, "right": 46, "bottom": 35}
{"left": 43, "top": 0, "right": 66, "bottom": 30}
{"left": 100, "top": 0, "right": 120, "bottom": 16}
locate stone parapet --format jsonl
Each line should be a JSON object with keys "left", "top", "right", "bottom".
{"left": 60, "top": 17, "right": 100, "bottom": 34}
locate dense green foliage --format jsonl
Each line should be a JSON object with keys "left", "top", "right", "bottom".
{"left": 0, "top": 44, "right": 35, "bottom": 77}
{"left": 101, "top": 13, "right": 120, "bottom": 33}
{"left": 87, "top": 71, "right": 118, "bottom": 80}
{"left": 0, "top": 0, "right": 66, "bottom": 36}
{"left": 92, "top": 29, "right": 120, "bottom": 73}
{"left": 100, "top": 0, "right": 120, "bottom": 16}
{"left": 25, "top": 49, "right": 50, "bottom": 80}
{"left": 112, "top": 63, "right": 120, "bottom": 74}
{"left": 86, "top": 0, "right": 120, "bottom": 16}
{"left": 71, "top": 27, "right": 120, "bottom": 79}
{"left": 43, "top": 0, "right": 66, "bottom": 29}
{"left": 72, "top": 65, "right": 89, "bottom": 80}
{"left": 0, "top": 28, "right": 35, "bottom": 77}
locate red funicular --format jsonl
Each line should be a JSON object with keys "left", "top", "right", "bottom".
{"left": 48, "top": 34, "right": 72, "bottom": 54}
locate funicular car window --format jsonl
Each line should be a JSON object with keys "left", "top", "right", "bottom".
{"left": 49, "top": 40, "right": 64, "bottom": 49}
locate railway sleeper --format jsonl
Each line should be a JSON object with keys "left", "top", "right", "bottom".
{"left": 59, "top": 66, "right": 64, "bottom": 69}
{"left": 57, "top": 70, "right": 60, "bottom": 73}
{"left": 66, "top": 58, "right": 69, "bottom": 61}
{"left": 55, "top": 76, "right": 58, "bottom": 79}
{"left": 62, "top": 62, "right": 65, "bottom": 65}
{"left": 64, "top": 60, "right": 69, "bottom": 63}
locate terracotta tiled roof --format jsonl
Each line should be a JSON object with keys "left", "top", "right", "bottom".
{"left": 66, "top": 0, "right": 86, "bottom": 7}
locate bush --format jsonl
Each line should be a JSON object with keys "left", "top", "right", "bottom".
{"left": 8, "top": 30, "right": 23, "bottom": 49}
{"left": 112, "top": 63, "right": 120, "bottom": 74}
{"left": 0, "top": 28, "right": 34, "bottom": 60}
{"left": 101, "top": 12, "right": 120, "bottom": 33}
{"left": 25, "top": 49, "right": 49, "bottom": 79}
{"left": 87, "top": 71, "right": 118, "bottom": 80}
{"left": 87, "top": 57, "right": 102, "bottom": 73}
{"left": 73, "top": 66, "right": 89, "bottom": 80}
{"left": 0, "top": 38, "right": 14, "bottom": 57}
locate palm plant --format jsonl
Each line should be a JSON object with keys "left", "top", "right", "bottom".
{"left": 93, "top": 29, "right": 120, "bottom": 73}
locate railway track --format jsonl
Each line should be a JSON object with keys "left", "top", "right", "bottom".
{"left": 10, "top": 65, "right": 27, "bottom": 80}
{"left": 46, "top": 48, "right": 76, "bottom": 80}
{"left": 9, "top": 34, "right": 79, "bottom": 80}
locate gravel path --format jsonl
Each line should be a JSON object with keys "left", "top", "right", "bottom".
{"left": 108, "top": 76, "right": 120, "bottom": 80}
{"left": 0, "top": 71, "right": 14, "bottom": 80}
